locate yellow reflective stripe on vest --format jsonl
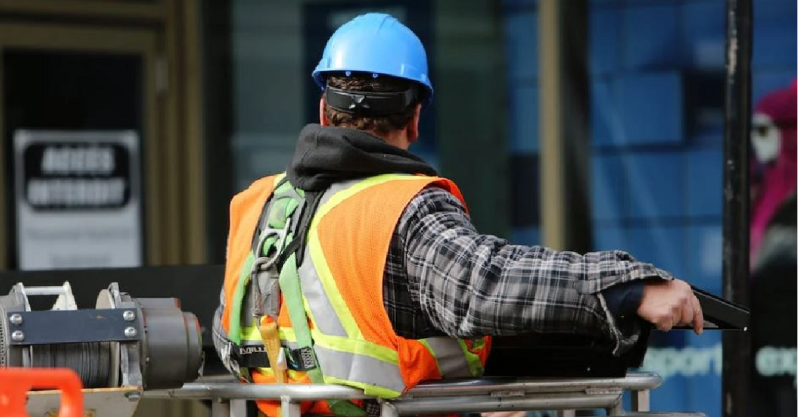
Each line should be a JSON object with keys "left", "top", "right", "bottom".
{"left": 422, "top": 337, "right": 473, "bottom": 378}
{"left": 307, "top": 226, "right": 359, "bottom": 337}
{"left": 311, "top": 331, "right": 399, "bottom": 365}
{"left": 323, "top": 375, "right": 401, "bottom": 399}
{"left": 298, "top": 243, "right": 348, "bottom": 337}
{"left": 307, "top": 174, "right": 426, "bottom": 340}
{"left": 418, "top": 339, "right": 441, "bottom": 375}
{"left": 314, "top": 345, "right": 405, "bottom": 397}
{"left": 458, "top": 339, "right": 485, "bottom": 377}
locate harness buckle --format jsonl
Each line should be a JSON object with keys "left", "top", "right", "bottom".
{"left": 252, "top": 219, "right": 292, "bottom": 272}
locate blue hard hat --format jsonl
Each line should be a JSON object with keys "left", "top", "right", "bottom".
{"left": 312, "top": 13, "right": 434, "bottom": 108}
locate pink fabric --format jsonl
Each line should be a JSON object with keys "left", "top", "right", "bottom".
{"left": 750, "top": 80, "right": 797, "bottom": 260}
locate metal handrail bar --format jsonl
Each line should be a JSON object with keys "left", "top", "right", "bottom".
{"left": 403, "top": 372, "right": 661, "bottom": 397}
{"left": 386, "top": 392, "right": 622, "bottom": 415}
{"left": 145, "top": 372, "right": 660, "bottom": 402}
{"left": 145, "top": 383, "right": 373, "bottom": 401}
{"left": 142, "top": 373, "right": 675, "bottom": 416}
{"left": 147, "top": 383, "right": 627, "bottom": 416}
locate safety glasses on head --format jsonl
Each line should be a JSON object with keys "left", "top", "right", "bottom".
{"left": 324, "top": 84, "right": 419, "bottom": 117}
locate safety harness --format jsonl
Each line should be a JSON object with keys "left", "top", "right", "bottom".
{"left": 242, "top": 176, "right": 370, "bottom": 415}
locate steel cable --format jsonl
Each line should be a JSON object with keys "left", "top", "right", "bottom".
{"left": 31, "top": 342, "right": 112, "bottom": 388}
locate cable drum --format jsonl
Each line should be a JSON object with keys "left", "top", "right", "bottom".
{"left": 30, "top": 342, "right": 113, "bottom": 388}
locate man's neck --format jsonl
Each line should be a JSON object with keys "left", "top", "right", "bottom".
{"left": 373, "top": 129, "right": 411, "bottom": 150}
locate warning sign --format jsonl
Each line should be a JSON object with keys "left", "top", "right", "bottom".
{"left": 14, "top": 130, "right": 142, "bottom": 270}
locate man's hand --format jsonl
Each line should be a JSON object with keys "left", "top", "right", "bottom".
{"left": 637, "top": 279, "right": 704, "bottom": 335}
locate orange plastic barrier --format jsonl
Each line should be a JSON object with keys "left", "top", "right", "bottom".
{"left": 0, "top": 368, "right": 84, "bottom": 417}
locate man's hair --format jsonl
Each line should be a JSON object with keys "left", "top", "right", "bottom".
{"left": 324, "top": 72, "right": 421, "bottom": 134}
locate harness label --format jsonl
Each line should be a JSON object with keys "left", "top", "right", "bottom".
{"left": 240, "top": 346, "right": 267, "bottom": 355}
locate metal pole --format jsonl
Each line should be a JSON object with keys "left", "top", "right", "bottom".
{"left": 606, "top": 398, "right": 624, "bottom": 417}
{"left": 630, "top": 390, "right": 650, "bottom": 412}
{"left": 722, "top": 0, "right": 752, "bottom": 416}
{"left": 23, "top": 286, "right": 69, "bottom": 296}
{"left": 230, "top": 399, "right": 248, "bottom": 417}
{"left": 539, "top": 0, "right": 591, "bottom": 252}
{"left": 211, "top": 399, "right": 230, "bottom": 417}
{"left": 280, "top": 396, "right": 301, "bottom": 417}
{"left": 381, "top": 402, "right": 400, "bottom": 417}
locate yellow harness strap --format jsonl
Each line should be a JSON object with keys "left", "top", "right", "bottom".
{"left": 258, "top": 317, "right": 287, "bottom": 383}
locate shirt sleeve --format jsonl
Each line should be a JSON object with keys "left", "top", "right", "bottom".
{"left": 399, "top": 187, "right": 673, "bottom": 355}
{"left": 602, "top": 280, "right": 647, "bottom": 321}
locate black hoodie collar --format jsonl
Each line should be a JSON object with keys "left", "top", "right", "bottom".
{"left": 287, "top": 124, "right": 437, "bottom": 191}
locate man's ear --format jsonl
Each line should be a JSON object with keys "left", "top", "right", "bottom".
{"left": 406, "top": 104, "right": 422, "bottom": 143}
{"left": 319, "top": 97, "right": 330, "bottom": 126}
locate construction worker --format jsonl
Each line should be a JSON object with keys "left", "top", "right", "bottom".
{"left": 212, "top": 13, "right": 704, "bottom": 416}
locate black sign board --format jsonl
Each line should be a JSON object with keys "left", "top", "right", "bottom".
{"left": 13, "top": 130, "right": 142, "bottom": 270}
{"left": 21, "top": 142, "right": 132, "bottom": 210}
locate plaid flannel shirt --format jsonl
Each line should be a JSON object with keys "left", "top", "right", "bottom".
{"left": 384, "top": 187, "right": 673, "bottom": 355}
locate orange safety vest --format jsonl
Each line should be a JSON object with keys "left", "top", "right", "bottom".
{"left": 220, "top": 173, "right": 491, "bottom": 416}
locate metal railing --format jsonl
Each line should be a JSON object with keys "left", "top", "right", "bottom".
{"left": 144, "top": 372, "right": 694, "bottom": 417}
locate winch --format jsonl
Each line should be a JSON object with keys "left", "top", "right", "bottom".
{"left": 0, "top": 281, "right": 203, "bottom": 390}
